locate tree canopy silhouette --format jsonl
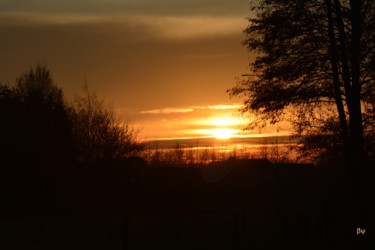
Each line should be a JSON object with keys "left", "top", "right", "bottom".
{"left": 1, "top": 64, "right": 143, "bottom": 166}
{"left": 229, "top": 0, "right": 375, "bottom": 165}
{"left": 69, "top": 84, "right": 143, "bottom": 163}
{"left": 1, "top": 64, "right": 73, "bottom": 166}
{"left": 229, "top": 1, "right": 374, "bottom": 247}
{"left": 1, "top": 65, "right": 144, "bottom": 214}
{"left": 0, "top": 64, "right": 74, "bottom": 213}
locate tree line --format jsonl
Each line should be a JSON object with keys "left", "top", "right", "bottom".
{"left": 0, "top": 64, "right": 143, "bottom": 168}
{"left": 0, "top": 64, "right": 145, "bottom": 214}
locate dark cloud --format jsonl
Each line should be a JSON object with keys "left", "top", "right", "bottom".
{"left": 0, "top": 0, "right": 250, "bottom": 17}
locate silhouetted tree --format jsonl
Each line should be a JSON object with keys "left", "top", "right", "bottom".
{"left": 0, "top": 84, "right": 24, "bottom": 163}
{"left": 229, "top": 0, "right": 375, "bottom": 166}
{"left": 69, "top": 84, "right": 143, "bottom": 162}
{"left": 229, "top": 1, "right": 374, "bottom": 247}
{"left": 173, "top": 143, "right": 184, "bottom": 163}
{"left": 0, "top": 64, "right": 73, "bottom": 213}
{"left": 0, "top": 64, "right": 73, "bottom": 167}
{"left": 15, "top": 64, "right": 73, "bottom": 165}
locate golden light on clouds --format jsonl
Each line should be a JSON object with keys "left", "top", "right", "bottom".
{"left": 134, "top": 102, "right": 292, "bottom": 141}
{"left": 140, "top": 104, "right": 244, "bottom": 115}
{"left": 136, "top": 104, "right": 251, "bottom": 140}
{"left": 198, "top": 116, "right": 243, "bottom": 127}
{"left": 140, "top": 107, "right": 195, "bottom": 114}
{"left": 206, "top": 104, "right": 243, "bottom": 110}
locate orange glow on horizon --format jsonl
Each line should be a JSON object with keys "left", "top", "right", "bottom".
{"left": 141, "top": 113, "right": 252, "bottom": 140}
{"left": 137, "top": 104, "right": 291, "bottom": 141}
{"left": 194, "top": 116, "right": 246, "bottom": 139}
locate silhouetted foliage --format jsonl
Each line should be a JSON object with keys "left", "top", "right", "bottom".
{"left": 0, "top": 84, "right": 25, "bottom": 164}
{"left": 69, "top": 84, "right": 143, "bottom": 163}
{"left": 0, "top": 65, "right": 146, "bottom": 215}
{"left": 0, "top": 64, "right": 73, "bottom": 166}
{"left": 0, "top": 64, "right": 75, "bottom": 213}
{"left": 229, "top": 1, "right": 375, "bottom": 248}
{"left": 16, "top": 64, "right": 74, "bottom": 164}
{"left": 229, "top": 0, "right": 375, "bottom": 165}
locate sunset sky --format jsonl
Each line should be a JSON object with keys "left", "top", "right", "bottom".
{"left": 0, "top": 0, "right": 283, "bottom": 140}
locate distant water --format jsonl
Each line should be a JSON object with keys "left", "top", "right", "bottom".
{"left": 143, "top": 135, "right": 302, "bottom": 161}
{"left": 145, "top": 135, "right": 300, "bottom": 150}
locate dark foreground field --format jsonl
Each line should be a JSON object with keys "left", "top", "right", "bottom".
{"left": 1, "top": 159, "right": 374, "bottom": 249}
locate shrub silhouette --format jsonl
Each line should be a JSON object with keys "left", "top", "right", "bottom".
{"left": 69, "top": 84, "right": 143, "bottom": 163}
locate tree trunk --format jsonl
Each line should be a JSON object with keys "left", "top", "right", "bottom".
{"left": 333, "top": 1, "right": 369, "bottom": 249}
{"left": 348, "top": 0, "right": 368, "bottom": 249}
{"left": 349, "top": 1, "right": 364, "bottom": 166}
{"left": 326, "top": 0, "right": 349, "bottom": 153}
{"left": 334, "top": 0, "right": 353, "bottom": 105}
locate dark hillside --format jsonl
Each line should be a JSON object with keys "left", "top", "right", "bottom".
{"left": 1, "top": 159, "right": 374, "bottom": 249}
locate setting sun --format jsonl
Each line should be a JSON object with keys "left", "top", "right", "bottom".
{"left": 211, "top": 128, "right": 237, "bottom": 139}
